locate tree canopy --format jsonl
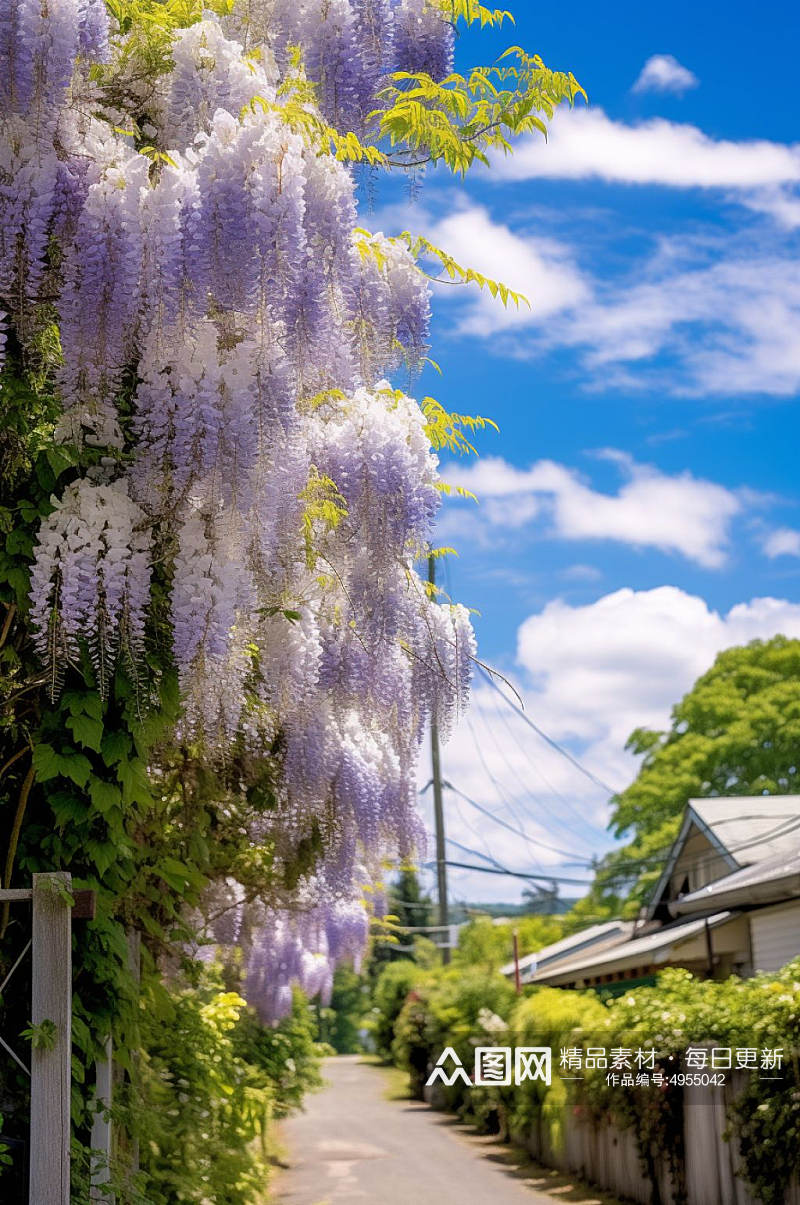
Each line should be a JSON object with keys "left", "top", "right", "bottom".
{"left": 589, "top": 636, "right": 800, "bottom": 911}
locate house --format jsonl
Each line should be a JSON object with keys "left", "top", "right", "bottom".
{"left": 499, "top": 920, "right": 634, "bottom": 985}
{"left": 505, "top": 795, "right": 800, "bottom": 991}
{"left": 670, "top": 843, "right": 800, "bottom": 972}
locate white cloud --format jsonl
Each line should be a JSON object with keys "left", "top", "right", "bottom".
{"left": 632, "top": 54, "right": 698, "bottom": 96}
{"left": 563, "top": 253, "right": 800, "bottom": 397}
{"left": 560, "top": 564, "right": 604, "bottom": 583}
{"left": 742, "top": 188, "right": 800, "bottom": 230}
{"left": 425, "top": 205, "right": 588, "bottom": 333}
{"left": 515, "top": 587, "right": 800, "bottom": 753}
{"left": 763, "top": 527, "right": 800, "bottom": 558}
{"left": 493, "top": 107, "right": 800, "bottom": 190}
{"left": 445, "top": 452, "right": 743, "bottom": 568}
{"left": 427, "top": 204, "right": 800, "bottom": 397}
{"left": 428, "top": 587, "right": 800, "bottom": 902}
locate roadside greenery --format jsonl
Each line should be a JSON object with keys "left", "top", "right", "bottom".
{"left": 373, "top": 953, "right": 800, "bottom": 1205}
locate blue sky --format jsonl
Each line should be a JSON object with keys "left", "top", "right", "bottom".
{"left": 379, "top": 2, "right": 800, "bottom": 905}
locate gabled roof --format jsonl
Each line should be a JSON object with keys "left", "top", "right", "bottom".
{"left": 672, "top": 844, "right": 800, "bottom": 916}
{"left": 499, "top": 920, "right": 632, "bottom": 982}
{"left": 689, "top": 797, "right": 800, "bottom": 864}
{"left": 648, "top": 795, "right": 800, "bottom": 917}
{"left": 532, "top": 912, "right": 733, "bottom": 986}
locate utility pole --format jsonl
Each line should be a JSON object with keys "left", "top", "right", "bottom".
{"left": 512, "top": 928, "right": 521, "bottom": 995}
{"left": 428, "top": 552, "right": 450, "bottom": 964}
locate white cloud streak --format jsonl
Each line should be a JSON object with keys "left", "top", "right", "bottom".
{"left": 425, "top": 205, "right": 588, "bottom": 334}
{"left": 427, "top": 203, "right": 800, "bottom": 397}
{"left": 632, "top": 54, "right": 699, "bottom": 96}
{"left": 445, "top": 452, "right": 744, "bottom": 568}
{"left": 493, "top": 107, "right": 800, "bottom": 190}
{"left": 763, "top": 527, "right": 800, "bottom": 558}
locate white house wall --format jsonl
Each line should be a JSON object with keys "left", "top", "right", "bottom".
{"left": 750, "top": 900, "right": 800, "bottom": 973}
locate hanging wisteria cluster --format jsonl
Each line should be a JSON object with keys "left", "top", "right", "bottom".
{"left": 2, "top": 0, "right": 473, "bottom": 1021}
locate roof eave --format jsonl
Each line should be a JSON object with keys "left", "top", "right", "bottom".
{"left": 670, "top": 872, "right": 800, "bottom": 916}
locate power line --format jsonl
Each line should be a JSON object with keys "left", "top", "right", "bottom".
{"left": 446, "top": 835, "right": 512, "bottom": 874}
{"left": 479, "top": 665, "right": 621, "bottom": 798}
{"left": 434, "top": 859, "right": 593, "bottom": 886}
{"left": 480, "top": 693, "right": 609, "bottom": 845}
{"left": 440, "top": 836, "right": 593, "bottom": 887}
{"left": 444, "top": 781, "right": 593, "bottom": 865}
{"left": 466, "top": 711, "right": 555, "bottom": 848}
{"left": 470, "top": 700, "right": 607, "bottom": 848}
{"left": 448, "top": 791, "right": 505, "bottom": 866}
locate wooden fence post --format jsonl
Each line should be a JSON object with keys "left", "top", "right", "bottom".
{"left": 30, "top": 871, "right": 72, "bottom": 1205}
{"left": 90, "top": 1034, "right": 113, "bottom": 1202}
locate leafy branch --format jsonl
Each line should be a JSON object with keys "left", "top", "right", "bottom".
{"left": 371, "top": 49, "right": 585, "bottom": 173}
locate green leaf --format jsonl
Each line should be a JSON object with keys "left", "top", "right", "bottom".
{"left": 116, "top": 757, "right": 151, "bottom": 806}
{"left": 63, "top": 691, "right": 103, "bottom": 721}
{"left": 45, "top": 445, "right": 79, "bottom": 480}
{"left": 21, "top": 1019, "right": 57, "bottom": 1051}
{"left": 59, "top": 753, "right": 92, "bottom": 789}
{"left": 85, "top": 841, "right": 117, "bottom": 878}
{"left": 32, "top": 743, "right": 59, "bottom": 783}
{"left": 66, "top": 713, "right": 104, "bottom": 753}
{"left": 101, "top": 730, "right": 131, "bottom": 766}
{"left": 88, "top": 779, "right": 122, "bottom": 815}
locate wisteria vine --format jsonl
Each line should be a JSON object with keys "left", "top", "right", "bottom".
{"left": 2, "top": 0, "right": 475, "bottom": 1019}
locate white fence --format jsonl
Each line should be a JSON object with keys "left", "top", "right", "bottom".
{"left": 521, "top": 1071, "right": 800, "bottom": 1205}
{"left": 426, "top": 1067, "right": 800, "bottom": 1204}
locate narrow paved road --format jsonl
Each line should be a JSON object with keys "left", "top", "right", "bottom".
{"left": 275, "top": 1056, "right": 615, "bottom": 1205}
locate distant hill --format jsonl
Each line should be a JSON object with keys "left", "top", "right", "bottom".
{"left": 453, "top": 898, "right": 579, "bottom": 921}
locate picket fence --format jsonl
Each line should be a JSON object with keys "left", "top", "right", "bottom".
{"left": 427, "top": 1067, "right": 800, "bottom": 1205}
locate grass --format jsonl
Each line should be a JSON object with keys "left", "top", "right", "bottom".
{"left": 357, "top": 1053, "right": 413, "bottom": 1101}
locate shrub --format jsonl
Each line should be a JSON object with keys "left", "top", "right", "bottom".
{"left": 371, "top": 960, "right": 429, "bottom": 1059}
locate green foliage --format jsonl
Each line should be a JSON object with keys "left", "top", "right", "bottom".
{"left": 400, "top": 231, "right": 528, "bottom": 307}
{"left": 594, "top": 636, "right": 800, "bottom": 908}
{"left": 420, "top": 394, "right": 498, "bottom": 457}
{"left": 391, "top": 965, "right": 515, "bottom": 1105}
{"left": 20, "top": 1018, "right": 57, "bottom": 1051}
{"left": 454, "top": 915, "right": 563, "bottom": 972}
{"left": 318, "top": 966, "right": 367, "bottom": 1054}
{"left": 233, "top": 986, "right": 324, "bottom": 1119}
{"left": 373, "top": 51, "right": 584, "bottom": 174}
{"left": 372, "top": 959, "right": 428, "bottom": 1059}
{"left": 379, "top": 956, "right": 800, "bottom": 1205}
{"left": 130, "top": 969, "right": 271, "bottom": 1203}
{"left": 439, "top": 0, "right": 514, "bottom": 28}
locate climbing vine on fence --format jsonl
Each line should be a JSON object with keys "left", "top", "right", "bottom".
{"left": 379, "top": 958, "right": 800, "bottom": 1205}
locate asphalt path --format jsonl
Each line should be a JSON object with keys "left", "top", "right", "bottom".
{"left": 275, "top": 1056, "right": 616, "bottom": 1205}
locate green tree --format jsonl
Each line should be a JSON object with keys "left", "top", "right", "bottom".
{"left": 454, "top": 914, "right": 563, "bottom": 971}
{"left": 318, "top": 966, "right": 367, "bottom": 1054}
{"left": 368, "top": 868, "right": 434, "bottom": 981}
{"left": 371, "top": 960, "right": 428, "bottom": 1058}
{"left": 593, "top": 636, "right": 800, "bottom": 910}
{"left": 390, "top": 868, "right": 433, "bottom": 933}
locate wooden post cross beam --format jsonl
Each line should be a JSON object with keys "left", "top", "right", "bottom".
{"left": 0, "top": 879, "right": 97, "bottom": 1202}
{"left": 30, "top": 872, "right": 72, "bottom": 1205}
